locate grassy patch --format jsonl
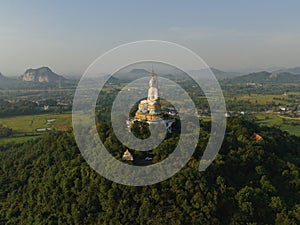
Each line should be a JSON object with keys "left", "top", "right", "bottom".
{"left": 0, "top": 113, "right": 72, "bottom": 144}
{"left": 236, "top": 94, "right": 288, "bottom": 104}
{"left": 256, "top": 113, "right": 300, "bottom": 136}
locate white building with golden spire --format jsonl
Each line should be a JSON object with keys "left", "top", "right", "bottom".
{"left": 135, "top": 70, "right": 163, "bottom": 121}
{"left": 126, "top": 69, "right": 175, "bottom": 133}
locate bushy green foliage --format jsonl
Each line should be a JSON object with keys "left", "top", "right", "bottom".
{"left": 0, "top": 118, "right": 299, "bottom": 224}
{"left": 0, "top": 124, "right": 12, "bottom": 137}
{"left": 0, "top": 99, "right": 38, "bottom": 116}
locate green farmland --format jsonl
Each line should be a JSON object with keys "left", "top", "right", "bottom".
{"left": 0, "top": 113, "right": 72, "bottom": 144}
{"left": 256, "top": 113, "right": 300, "bottom": 136}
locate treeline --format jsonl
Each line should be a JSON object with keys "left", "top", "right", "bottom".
{"left": 0, "top": 124, "right": 12, "bottom": 137}
{"left": 0, "top": 99, "right": 70, "bottom": 117}
{"left": 0, "top": 117, "right": 299, "bottom": 224}
{"left": 0, "top": 99, "right": 39, "bottom": 116}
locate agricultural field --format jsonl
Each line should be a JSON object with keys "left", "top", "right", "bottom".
{"left": 199, "top": 113, "right": 300, "bottom": 137}
{"left": 256, "top": 113, "right": 300, "bottom": 136}
{"left": 0, "top": 113, "right": 72, "bottom": 144}
{"left": 223, "top": 88, "right": 300, "bottom": 105}
{"left": 233, "top": 93, "right": 294, "bottom": 105}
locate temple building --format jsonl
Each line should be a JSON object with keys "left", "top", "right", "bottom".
{"left": 127, "top": 69, "right": 175, "bottom": 133}
{"left": 122, "top": 149, "right": 134, "bottom": 161}
{"left": 134, "top": 70, "right": 163, "bottom": 121}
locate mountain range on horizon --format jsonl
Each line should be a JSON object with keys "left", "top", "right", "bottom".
{"left": 1, "top": 65, "right": 300, "bottom": 77}
{"left": 125, "top": 66, "right": 300, "bottom": 79}
{"left": 0, "top": 66, "right": 65, "bottom": 83}
{"left": 225, "top": 70, "right": 300, "bottom": 85}
{"left": 272, "top": 66, "right": 300, "bottom": 75}
{"left": 0, "top": 67, "right": 70, "bottom": 90}
{"left": 0, "top": 66, "right": 300, "bottom": 87}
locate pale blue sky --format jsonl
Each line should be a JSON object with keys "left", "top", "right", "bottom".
{"left": 0, "top": 0, "right": 300, "bottom": 75}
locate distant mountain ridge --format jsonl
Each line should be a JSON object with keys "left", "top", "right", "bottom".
{"left": 21, "top": 67, "right": 64, "bottom": 83}
{"left": 114, "top": 68, "right": 242, "bottom": 81}
{"left": 227, "top": 71, "right": 300, "bottom": 84}
{"left": 188, "top": 68, "right": 242, "bottom": 80}
{"left": 210, "top": 68, "right": 242, "bottom": 79}
{"left": 129, "top": 69, "right": 149, "bottom": 75}
{"left": 273, "top": 66, "right": 300, "bottom": 75}
{"left": 0, "top": 72, "right": 14, "bottom": 84}
{"left": 0, "top": 72, "right": 8, "bottom": 79}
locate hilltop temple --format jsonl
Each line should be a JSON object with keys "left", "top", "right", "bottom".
{"left": 134, "top": 70, "right": 163, "bottom": 121}
{"left": 128, "top": 70, "right": 175, "bottom": 132}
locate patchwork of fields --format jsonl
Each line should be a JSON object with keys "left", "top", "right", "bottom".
{"left": 0, "top": 91, "right": 299, "bottom": 145}
{"left": 256, "top": 113, "right": 300, "bottom": 136}
{"left": 0, "top": 113, "right": 72, "bottom": 144}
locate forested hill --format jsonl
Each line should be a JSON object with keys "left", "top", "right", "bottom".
{"left": 226, "top": 71, "right": 300, "bottom": 84}
{"left": 0, "top": 117, "right": 299, "bottom": 224}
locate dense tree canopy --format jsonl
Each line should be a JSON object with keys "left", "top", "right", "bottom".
{"left": 0, "top": 117, "right": 299, "bottom": 224}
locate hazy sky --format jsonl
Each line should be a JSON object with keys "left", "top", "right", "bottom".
{"left": 1, "top": 0, "right": 300, "bottom": 76}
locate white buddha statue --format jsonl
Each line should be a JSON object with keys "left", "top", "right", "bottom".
{"left": 147, "top": 70, "right": 159, "bottom": 102}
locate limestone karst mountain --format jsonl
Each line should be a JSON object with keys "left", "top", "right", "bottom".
{"left": 21, "top": 66, "right": 65, "bottom": 83}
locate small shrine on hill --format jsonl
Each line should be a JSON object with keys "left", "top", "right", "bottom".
{"left": 122, "top": 149, "right": 134, "bottom": 161}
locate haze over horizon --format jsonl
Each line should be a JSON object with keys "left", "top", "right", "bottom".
{"left": 1, "top": 1, "right": 300, "bottom": 76}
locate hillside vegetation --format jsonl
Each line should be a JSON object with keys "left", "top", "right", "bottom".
{"left": 0, "top": 117, "right": 299, "bottom": 224}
